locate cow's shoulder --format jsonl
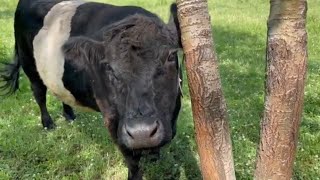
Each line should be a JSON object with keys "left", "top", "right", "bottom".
{"left": 32, "top": 0, "right": 92, "bottom": 110}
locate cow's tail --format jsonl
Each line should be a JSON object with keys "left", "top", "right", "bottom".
{"left": 0, "top": 43, "right": 21, "bottom": 96}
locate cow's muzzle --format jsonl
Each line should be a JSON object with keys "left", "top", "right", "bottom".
{"left": 120, "top": 118, "right": 164, "bottom": 149}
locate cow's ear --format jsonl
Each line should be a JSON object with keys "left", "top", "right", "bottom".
{"left": 168, "top": 3, "right": 182, "bottom": 48}
{"left": 62, "top": 36, "right": 105, "bottom": 70}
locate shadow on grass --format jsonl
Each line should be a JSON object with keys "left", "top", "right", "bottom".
{"left": 213, "top": 25, "right": 266, "bottom": 145}
{"left": 301, "top": 60, "right": 320, "bottom": 134}
{"left": 0, "top": 9, "right": 15, "bottom": 20}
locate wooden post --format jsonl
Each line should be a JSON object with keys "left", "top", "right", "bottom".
{"left": 176, "top": 0, "right": 235, "bottom": 179}
{"left": 254, "top": 0, "right": 308, "bottom": 179}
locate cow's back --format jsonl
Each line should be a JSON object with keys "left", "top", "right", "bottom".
{"left": 14, "top": 0, "right": 65, "bottom": 39}
{"left": 69, "top": 2, "right": 156, "bottom": 38}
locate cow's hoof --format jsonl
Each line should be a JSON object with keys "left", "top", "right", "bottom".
{"left": 63, "top": 112, "right": 76, "bottom": 122}
{"left": 43, "top": 122, "right": 56, "bottom": 130}
{"left": 42, "top": 117, "right": 56, "bottom": 130}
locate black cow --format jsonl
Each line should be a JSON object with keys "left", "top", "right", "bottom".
{"left": 0, "top": 0, "right": 182, "bottom": 179}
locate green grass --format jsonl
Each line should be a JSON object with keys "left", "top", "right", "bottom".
{"left": 0, "top": 0, "right": 319, "bottom": 179}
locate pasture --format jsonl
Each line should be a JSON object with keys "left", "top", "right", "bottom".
{"left": 0, "top": 0, "right": 319, "bottom": 179}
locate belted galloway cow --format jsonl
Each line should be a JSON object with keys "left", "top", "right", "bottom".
{"left": 0, "top": 0, "right": 182, "bottom": 179}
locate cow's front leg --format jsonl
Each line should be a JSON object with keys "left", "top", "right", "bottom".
{"left": 126, "top": 153, "right": 142, "bottom": 180}
{"left": 62, "top": 103, "right": 76, "bottom": 121}
{"left": 31, "top": 82, "right": 55, "bottom": 129}
{"left": 121, "top": 149, "right": 142, "bottom": 180}
{"left": 148, "top": 149, "right": 160, "bottom": 162}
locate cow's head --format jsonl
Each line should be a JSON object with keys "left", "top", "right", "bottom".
{"left": 63, "top": 9, "right": 181, "bottom": 151}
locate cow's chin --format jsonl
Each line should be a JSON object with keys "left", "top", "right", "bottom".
{"left": 119, "top": 138, "right": 172, "bottom": 157}
{"left": 131, "top": 137, "right": 171, "bottom": 151}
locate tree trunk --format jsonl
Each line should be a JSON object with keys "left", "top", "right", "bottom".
{"left": 254, "top": 0, "right": 308, "bottom": 179}
{"left": 176, "top": 0, "right": 235, "bottom": 179}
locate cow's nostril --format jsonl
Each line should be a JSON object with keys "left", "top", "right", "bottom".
{"left": 125, "top": 124, "right": 134, "bottom": 139}
{"left": 149, "top": 121, "right": 159, "bottom": 137}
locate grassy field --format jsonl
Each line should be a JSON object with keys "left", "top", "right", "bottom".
{"left": 0, "top": 0, "right": 319, "bottom": 179}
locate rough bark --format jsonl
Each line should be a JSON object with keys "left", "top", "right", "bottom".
{"left": 254, "top": 0, "right": 308, "bottom": 179}
{"left": 176, "top": 0, "right": 235, "bottom": 179}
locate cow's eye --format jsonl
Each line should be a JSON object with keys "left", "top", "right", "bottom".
{"left": 167, "top": 49, "right": 179, "bottom": 63}
{"left": 154, "top": 68, "right": 165, "bottom": 78}
{"left": 104, "top": 63, "right": 112, "bottom": 71}
{"left": 167, "top": 53, "right": 176, "bottom": 62}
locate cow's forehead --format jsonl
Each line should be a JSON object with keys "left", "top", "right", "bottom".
{"left": 105, "top": 15, "right": 175, "bottom": 49}
{"left": 110, "top": 57, "right": 159, "bottom": 77}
